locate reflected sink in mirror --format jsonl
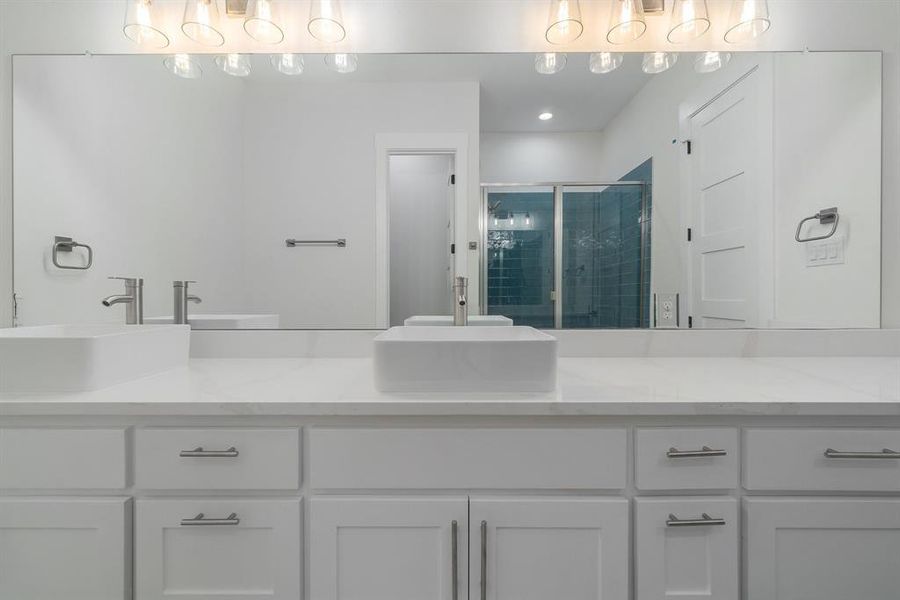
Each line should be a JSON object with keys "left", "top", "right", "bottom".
{"left": 0, "top": 324, "right": 189, "bottom": 393}
{"left": 373, "top": 326, "right": 557, "bottom": 393}
{"left": 404, "top": 315, "right": 513, "bottom": 327}
{"left": 144, "top": 314, "right": 280, "bottom": 329}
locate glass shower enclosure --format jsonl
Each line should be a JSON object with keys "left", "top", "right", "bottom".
{"left": 481, "top": 181, "right": 651, "bottom": 329}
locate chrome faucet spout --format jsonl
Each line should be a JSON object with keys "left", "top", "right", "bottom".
{"left": 102, "top": 277, "right": 143, "bottom": 324}
{"left": 452, "top": 276, "right": 468, "bottom": 326}
{"left": 101, "top": 294, "right": 132, "bottom": 307}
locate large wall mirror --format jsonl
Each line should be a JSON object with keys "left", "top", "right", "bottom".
{"left": 12, "top": 51, "right": 881, "bottom": 329}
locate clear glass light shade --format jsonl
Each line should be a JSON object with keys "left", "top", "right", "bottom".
{"left": 308, "top": 0, "right": 346, "bottom": 43}
{"left": 589, "top": 52, "right": 624, "bottom": 74}
{"left": 164, "top": 54, "right": 202, "bottom": 79}
{"left": 607, "top": 0, "right": 646, "bottom": 45}
{"left": 724, "top": 0, "right": 771, "bottom": 43}
{"left": 694, "top": 51, "right": 731, "bottom": 73}
{"left": 325, "top": 53, "right": 358, "bottom": 73}
{"left": 272, "top": 53, "right": 304, "bottom": 75}
{"left": 182, "top": 0, "right": 225, "bottom": 47}
{"left": 642, "top": 52, "right": 678, "bottom": 74}
{"left": 667, "top": 0, "right": 710, "bottom": 43}
{"left": 545, "top": 0, "right": 583, "bottom": 45}
{"left": 216, "top": 53, "right": 252, "bottom": 77}
{"left": 123, "top": 0, "right": 169, "bottom": 48}
{"left": 244, "top": 0, "right": 284, "bottom": 44}
{"left": 534, "top": 52, "right": 566, "bottom": 75}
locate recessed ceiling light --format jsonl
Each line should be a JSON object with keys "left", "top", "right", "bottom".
{"left": 538, "top": 112, "right": 554, "bottom": 121}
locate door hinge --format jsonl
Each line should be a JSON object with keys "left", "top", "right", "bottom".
{"left": 449, "top": 174, "right": 456, "bottom": 185}
{"left": 12, "top": 292, "right": 20, "bottom": 327}
{"left": 687, "top": 228, "right": 692, "bottom": 242}
{"left": 450, "top": 243, "right": 456, "bottom": 255}
{"left": 688, "top": 316, "right": 694, "bottom": 329}
{"left": 684, "top": 140, "right": 693, "bottom": 155}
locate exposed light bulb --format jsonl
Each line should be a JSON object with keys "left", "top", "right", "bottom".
{"left": 216, "top": 53, "right": 252, "bottom": 77}
{"left": 642, "top": 52, "right": 678, "bottom": 74}
{"left": 182, "top": 0, "right": 225, "bottom": 47}
{"left": 123, "top": 0, "right": 169, "bottom": 48}
{"left": 244, "top": 0, "right": 284, "bottom": 44}
{"left": 272, "top": 53, "right": 304, "bottom": 75}
{"left": 308, "top": 0, "right": 347, "bottom": 43}
{"left": 694, "top": 51, "right": 731, "bottom": 73}
{"left": 545, "top": 0, "right": 584, "bottom": 45}
{"left": 607, "top": 0, "right": 646, "bottom": 45}
{"left": 535, "top": 53, "right": 567, "bottom": 75}
{"left": 164, "top": 53, "right": 202, "bottom": 79}
{"left": 325, "top": 53, "right": 358, "bottom": 73}
{"left": 589, "top": 52, "right": 623, "bottom": 74}
{"left": 724, "top": 0, "right": 771, "bottom": 43}
{"left": 538, "top": 112, "right": 554, "bottom": 121}
{"left": 668, "top": 0, "right": 710, "bottom": 44}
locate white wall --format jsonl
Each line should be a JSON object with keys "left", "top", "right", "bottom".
{"left": 481, "top": 132, "right": 605, "bottom": 183}
{"left": 240, "top": 81, "right": 478, "bottom": 328}
{"left": 12, "top": 55, "right": 246, "bottom": 325}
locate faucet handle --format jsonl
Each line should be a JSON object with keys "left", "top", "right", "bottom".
{"left": 109, "top": 276, "right": 143, "bottom": 285}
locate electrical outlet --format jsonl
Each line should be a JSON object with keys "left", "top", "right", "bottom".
{"left": 654, "top": 293, "right": 679, "bottom": 328}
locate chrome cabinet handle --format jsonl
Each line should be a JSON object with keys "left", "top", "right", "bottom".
{"left": 451, "top": 520, "right": 458, "bottom": 600}
{"left": 824, "top": 448, "right": 900, "bottom": 459}
{"left": 667, "top": 446, "right": 727, "bottom": 458}
{"left": 179, "top": 446, "right": 239, "bottom": 458}
{"left": 480, "top": 520, "right": 487, "bottom": 600}
{"left": 666, "top": 513, "right": 726, "bottom": 527}
{"left": 180, "top": 512, "right": 240, "bottom": 526}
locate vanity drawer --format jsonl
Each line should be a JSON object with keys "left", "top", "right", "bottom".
{"left": 135, "top": 428, "right": 300, "bottom": 490}
{"left": 744, "top": 428, "right": 900, "bottom": 491}
{"left": 635, "top": 428, "right": 738, "bottom": 490}
{"left": 135, "top": 498, "right": 301, "bottom": 600}
{"left": 309, "top": 427, "right": 627, "bottom": 490}
{"left": 0, "top": 428, "right": 127, "bottom": 489}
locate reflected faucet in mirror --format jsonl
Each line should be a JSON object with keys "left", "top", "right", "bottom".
{"left": 453, "top": 276, "right": 468, "bottom": 326}
{"left": 173, "top": 281, "right": 202, "bottom": 325}
{"left": 101, "top": 276, "right": 144, "bottom": 325}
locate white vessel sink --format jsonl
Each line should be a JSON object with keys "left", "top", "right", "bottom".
{"left": 373, "top": 326, "right": 557, "bottom": 393}
{"left": 0, "top": 324, "right": 189, "bottom": 393}
{"left": 404, "top": 315, "right": 513, "bottom": 327}
{"left": 145, "top": 314, "right": 280, "bottom": 329}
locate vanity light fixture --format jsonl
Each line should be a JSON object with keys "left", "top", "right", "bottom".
{"left": 538, "top": 111, "right": 554, "bottom": 121}
{"left": 164, "top": 53, "right": 202, "bottom": 79}
{"left": 182, "top": 0, "right": 225, "bottom": 47}
{"left": 123, "top": 0, "right": 170, "bottom": 48}
{"left": 272, "top": 53, "right": 304, "bottom": 75}
{"left": 667, "top": 0, "right": 710, "bottom": 43}
{"left": 216, "top": 53, "right": 252, "bottom": 77}
{"left": 325, "top": 53, "right": 358, "bottom": 73}
{"left": 642, "top": 52, "right": 678, "bottom": 74}
{"left": 535, "top": 52, "right": 566, "bottom": 75}
{"left": 545, "top": 0, "right": 584, "bottom": 45}
{"left": 589, "top": 52, "right": 623, "bottom": 74}
{"left": 724, "top": 0, "right": 771, "bottom": 43}
{"left": 308, "top": 0, "right": 347, "bottom": 43}
{"left": 244, "top": 0, "right": 284, "bottom": 44}
{"left": 694, "top": 51, "right": 731, "bottom": 73}
{"left": 607, "top": 0, "right": 646, "bottom": 45}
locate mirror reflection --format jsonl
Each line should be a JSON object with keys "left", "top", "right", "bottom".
{"left": 12, "top": 51, "right": 881, "bottom": 329}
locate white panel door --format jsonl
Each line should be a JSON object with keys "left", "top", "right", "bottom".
{"left": 0, "top": 497, "right": 131, "bottom": 600}
{"left": 746, "top": 498, "right": 900, "bottom": 600}
{"left": 688, "top": 67, "right": 772, "bottom": 328}
{"left": 309, "top": 497, "right": 467, "bottom": 600}
{"left": 470, "top": 497, "right": 629, "bottom": 600}
{"left": 635, "top": 498, "right": 738, "bottom": 600}
{"left": 135, "top": 498, "right": 302, "bottom": 600}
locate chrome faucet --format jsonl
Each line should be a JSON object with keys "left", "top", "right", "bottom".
{"left": 453, "top": 276, "right": 468, "bottom": 326}
{"left": 173, "top": 281, "right": 202, "bottom": 325}
{"left": 101, "top": 277, "right": 144, "bottom": 324}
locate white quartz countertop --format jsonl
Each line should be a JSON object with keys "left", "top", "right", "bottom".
{"left": 1, "top": 357, "right": 899, "bottom": 417}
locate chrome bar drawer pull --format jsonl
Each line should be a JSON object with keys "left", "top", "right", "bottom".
{"left": 824, "top": 448, "right": 900, "bottom": 459}
{"left": 667, "top": 446, "right": 727, "bottom": 458}
{"left": 480, "top": 520, "right": 487, "bottom": 600}
{"left": 180, "top": 512, "right": 240, "bottom": 526}
{"left": 666, "top": 513, "right": 726, "bottom": 527}
{"left": 179, "top": 446, "right": 239, "bottom": 458}
{"left": 450, "top": 520, "right": 459, "bottom": 600}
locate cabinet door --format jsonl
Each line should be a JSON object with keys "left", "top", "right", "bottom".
{"left": 309, "top": 497, "right": 467, "bottom": 600}
{"left": 746, "top": 498, "right": 900, "bottom": 600}
{"left": 135, "top": 498, "right": 301, "bottom": 600}
{"left": 635, "top": 498, "right": 738, "bottom": 600}
{"left": 0, "top": 497, "right": 131, "bottom": 600}
{"left": 470, "top": 497, "right": 629, "bottom": 600}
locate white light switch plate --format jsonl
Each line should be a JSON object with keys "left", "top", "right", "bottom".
{"left": 805, "top": 235, "right": 845, "bottom": 267}
{"left": 654, "top": 293, "right": 679, "bottom": 328}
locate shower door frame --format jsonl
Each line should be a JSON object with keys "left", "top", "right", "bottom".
{"left": 480, "top": 181, "right": 651, "bottom": 329}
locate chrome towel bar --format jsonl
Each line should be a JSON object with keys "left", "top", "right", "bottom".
{"left": 285, "top": 238, "right": 346, "bottom": 247}
{"left": 52, "top": 236, "right": 93, "bottom": 270}
{"left": 795, "top": 207, "right": 839, "bottom": 243}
